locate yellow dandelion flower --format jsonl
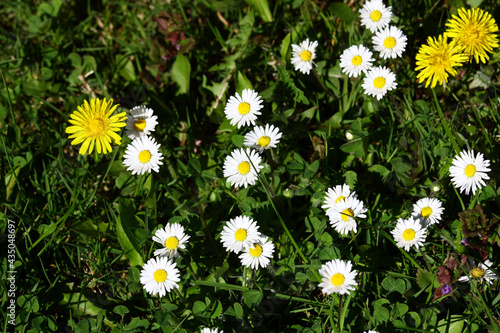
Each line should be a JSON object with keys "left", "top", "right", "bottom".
{"left": 65, "top": 98, "right": 127, "bottom": 155}
{"left": 445, "top": 7, "right": 499, "bottom": 64}
{"left": 415, "top": 34, "right": 468, "bottom": 89}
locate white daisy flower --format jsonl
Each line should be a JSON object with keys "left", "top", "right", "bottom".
{"left": 125, "top": 105, "right": 158, "bottom": 140}
{"left": 391, "top": 217, "right": 427, "bottom": 252}
{"left": 411, "top": 197, "right": 444, "bottom": 227}
{"left": 200, "top": 329, "right": 222, "bottom": 333}
{"left": 327, "top": 196, "right": 367, "bottom": 235}
{"left": 449, "top": 150, "right": 491, "bottom": 195}
{"left": 244, "top": 124, "right": 283, "bottom": 152}
{"left": 318, "top": 259, "right": 358, "bottom": 295}
{"left": 152, "top": 223, "right": 190, "bottom": 259}
{"left": 291, "top": 38, "right": 318, "bottom": 74}
{"left": 359, "top": 0, "right": 393, "bottom": 33}
{"left": 220, "top": 215, "right": 261, "bottom": 253}
{"left": 322, "top": 184, "right": 357, "bottom": 215}
{"left": 362, "top": 66, "right": 397, "bottom": 100}
{"left": 372, "top": 26, "right": 407, "bottom": 59}
{"left": 239, "top": 236, "right": 275, "bottom": 269}
{"left": 224, "top": 89, "right": 263, "bottom": 128}
{"left": 339, "top": 44, "right": 374, "bottom": 78}
{"left": 459, "top": 259, "right": 497, "bottom": 285}
{"left": 223, "top": 148, "right": 263, "bottom": 188}
{"left": 140, "top": 256, "right": 180, "bottom": 297}
{"left": 123, "top": 136, "right": 163, "bottom": 175}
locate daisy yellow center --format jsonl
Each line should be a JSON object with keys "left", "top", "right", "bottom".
{"left": 421, "top": 207, "right": 432, "bottom": 218}
{"left": 249, "top": 244, "right": 263, "bottom": 257}
{"left": 238, "top": 102, "right": 251, "bottom": 115}
{"left": 88, "top": 118, "right": 106, "bottom": 135}
{"left": 257, "top": 136, "right": 271, "bottom": 148}
{"left": 165, "top": 236, "right": 179, "bottom": 250}
{"left": 153, "top": 269, "right": 168, "bottom": 283}
{"left": 331, "top": 273, "right": 345, "bottom": 286}
{"left": 300, "top": 50, "right": 312, "bottom": 61}
{"left": 370, "top": 10, "right": 382, "bottom": 22}
{"left": 470, "top": 267, "right": 485, "bottom": 279}
{"left": 234, "top": 228, "right": 247, "bottom": 241}
{"left": 351, "top": 55, "right": 362, "bottom": 66}
{"left": 138, "top": 150, "right": 152, "bottom": 163}
{"left": 373, "top": 77, "right": 386, "bottom": 89}
{"left": 335, "top": 196, "right": 346, "bottom": 203}
{"left": 341, "top": 208, "right": 354, "bottom": 221}
{"left": 464, "top": 164, "right": 476, "bottom": 177}
{"left": 134, "top": 119, "right": 147, "bottom": 131}
{"left": 403, "top": 229, "right": 416, "bottom": 241}
{"left": 238, "top": 161, "right": 250, "bottom": 175}
{"left": 384, "top": 37, "right": 397, "bottom": 49}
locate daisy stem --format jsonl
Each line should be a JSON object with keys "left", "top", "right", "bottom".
{"left": 418, "top": 247, "right": 432, "bottom": 272}
{"left": 329, "top": 295, "right": 338, "bottom": 333}
{"left": 432, "top": 90, "right": 460, "bottom": 154}
{"left": 173, "top": 287, "right": 187, "bottom": 305}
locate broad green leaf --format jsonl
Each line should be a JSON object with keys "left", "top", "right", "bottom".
{"left": 234, "top": 302, "right": 244, "bottom": 319}
{"left": 243, "top": 289, "right": 263, "bottom": 308}
{"left": 113, "top": 305, "right": 129, "bottom": 316}
{"left": 171, "top": 54, "right": 191, "bottom": 95}
{"left": 382, "top": 276, "right": 406, "bottom": 294}
{"left": 117, "top": 199, "right": 144, "bottom": 267}
{"left": 236, "top": 70, "right": 253, "bottom": 92}
{"left": 303, "top": 160, "right": 320, "bottom": 179}
{"left": 330, "top": 3, "right": 356, "bottom": 25}
{"left": 369, "top": 164, "right": 390, "bottom": 180}
{"left": 416, "top": 268, "right": 439, "bottom": 291}
{"left": 340, "top": 138, "right": 362, "bottom": 153}
{"left": 392, "top": 302, "right": 409, "bottom": 318}
{"left": 244, "top": 0, "right": 273, "bottom": 22}
{"left": 60, "top": 293, "right": 106, "bottom": 317}
{"left": 391, "top": 157, "right": 412, "bottom": 173}
{"left": 231, "top": 134, "right": 245, "bottom": 147}
{"left": 124, "top": 318, "right": 149, "bottom": 330}
{"left": 344, "top": 170, "right": 357, "bottom": 188}
{"left": 405, "top": 311, "right": 421, "bottom": 328}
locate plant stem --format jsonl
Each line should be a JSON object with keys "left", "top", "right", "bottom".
{"left": 432, "top": 89, "right": 460, "bottom": 154}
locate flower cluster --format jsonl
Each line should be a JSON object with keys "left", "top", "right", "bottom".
{"left": 139, "top": 223, "right": 190, "bottom": 297}
{"left": 415, "top": 7, "right": 499, "bottom": 88}
{"left": 339, "top": 0, "right": 406, "bottom": 100}
{"left": 220, "top": 215, "right": 275, "bottom": 270}
{"left": 223, "top": 89, "right": 282, "bottom": 188}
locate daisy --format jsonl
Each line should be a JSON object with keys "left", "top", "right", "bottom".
{"left": 362, "top": 66, "right": 397, "bottom": 100}
{"left": 318, "top": 259, "right": 357, "bottom": 295}
{"left": 373, "top": 26, "right": 407, "bottom": 59}
{"left": 291, "top": 38, "right": 318, "bottom": 74}
{"left": 152, "top": 224, "right": 190, "bottom": 259}
{"left": 200, "top": 329, "right": 223, "bottom": 333}
{"left": 239, "top": 236, "right": 275, "bottom": 269}
{"left": 411, "top": 197, "right": 444, "bottom": 227}
{"left": 125, "top": 105, "right": 158, "bottom": 140}
{"left": 339, "top": 44, "right": 374, "bottom": 78}
{"left": 224, "top": 89, "right": 263, "bottom": 128}
{"left": 322, "top": 184, "right": 357, "bottom": 215}
{"left": 445, "top": 7, "right": 499, "bottom": 64}
{"left": 66, "top": 98, "right": 127, "bottom": 155}
{"left": 327, "top": 196, "right": 367, "bottom": 235}
{"left": 123, "top": 136, "right": 163, "bottom": 175}
{"left": 220, "top": 215, "right": 261, "bottom": 253}
{"left": 449, "top": 150, "right": 491, "bottom": 195}
{"left": 459, "top": 259, "right": 497, "bottom": 285}
{"left": 359, "top": 0, "right": 392, "bottom": 33}
{"left": 244, "top": 124, "right": 282, "bottom": 152}
{"left": 140, "top": 256, "right": 180, "bottom": 297}
{"left": 391, "top": 217, "right": 427, "bottom": 251}
{"left": 415, "top": 34, "right": 468, "bottom": 89}
{"left": 223, "top": 148, "right": 263, "bottom": 188}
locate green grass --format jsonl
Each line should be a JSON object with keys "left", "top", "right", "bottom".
{"left": 1, "top": 0, "right": 500, "bottom": 332}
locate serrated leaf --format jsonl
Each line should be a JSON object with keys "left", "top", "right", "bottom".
{"left": 276, "top": 65, "right": 309, "bottom": 105}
